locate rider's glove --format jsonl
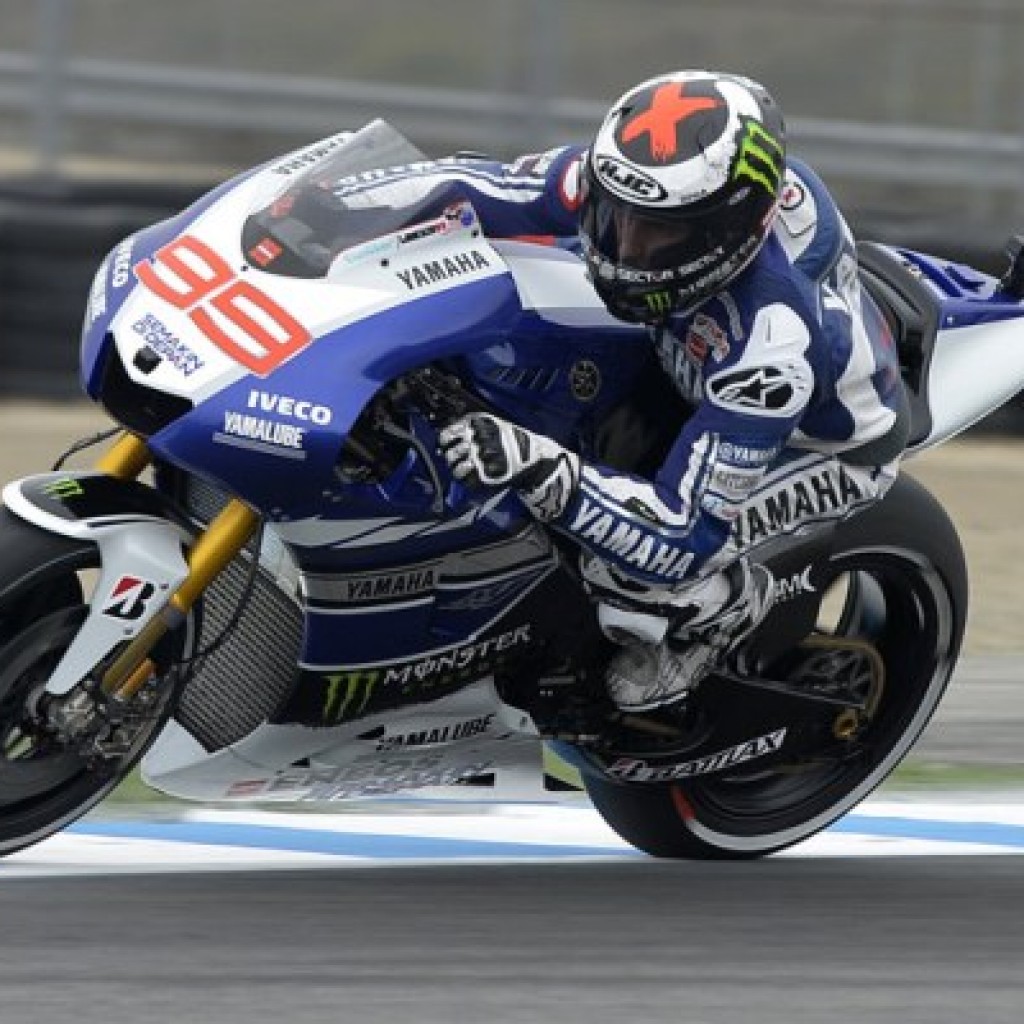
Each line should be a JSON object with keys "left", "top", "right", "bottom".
{"left": 438, "top": 413, "right": 580, "bottom": 522}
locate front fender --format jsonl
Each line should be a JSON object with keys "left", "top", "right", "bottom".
{"left": 2, "top": 472, "right": 193, "bottom": 695}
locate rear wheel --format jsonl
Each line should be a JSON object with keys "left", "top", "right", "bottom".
{"left": 584, "top": 474, "right": 967, "bottom": 859}
{"left": 0, "top": 510, "right": 191, "bottom": 856}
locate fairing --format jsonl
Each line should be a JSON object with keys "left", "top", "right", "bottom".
{"left": 880, "top": 246, "right": 1024, "bottom": 451}
{"left": 80, "top": 121, "right": 645, "bottom": 515}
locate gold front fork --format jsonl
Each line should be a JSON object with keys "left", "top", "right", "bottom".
{"left": 93, "top": 433, "right": 260, "bottom": 695}
{"left": 95, "top": 432, "right": 154, "bottom": 481}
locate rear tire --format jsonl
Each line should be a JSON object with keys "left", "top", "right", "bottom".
{"left": 584, "top": 474, "right": 967, "bottom": 859}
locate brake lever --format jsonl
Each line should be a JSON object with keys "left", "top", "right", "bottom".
{"left": 401, "top": 366, "right": 491, "bottom": 427}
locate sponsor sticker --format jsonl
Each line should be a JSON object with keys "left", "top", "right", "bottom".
{"left": 774, "top": 566, "right": 817, "bottom": 602}
{"left": 375, "top": 714, "right": 496, "bottom": 752}
{"left": 569, "top": 359, "right": 601, "bottom": 402}
{"left": 131, "top": 313, "right": 206, "bottom": 377}
{"left": 706, "top": 364, "right": 799, "bottom": 416}
{"left": 247, "top": 390, "right": 332, "bottom": 425}
{"left": 735, "top": 464, "right": 866, "bottom": 547}
{"left": 594, "top": 154, "right": 669, "bottom": 203}
{"left": 214, "top": 413, "right": 308, "bottom": 460}
{"left": 607, "top": 728, "right": 788, "bottom": 782}
{"left": 394, "top": 250, "right": 491, "bottom": 291}
{"left": 685, "top": 313, "right": 730, "bottom": 364}
{"left": 567, "top": 497, "right": 694, "bottom": 581}
{"left": 111, "top": 238, "right": 135, "bottom": 289}
{"left": 102, "top": 575, "right": 158, "bottom": 622}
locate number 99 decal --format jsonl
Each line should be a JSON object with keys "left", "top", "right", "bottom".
{"left": 134, "top": 235, "right": 313, "bottom": 376}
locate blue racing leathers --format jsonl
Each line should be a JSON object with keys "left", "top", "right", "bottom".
{"left": 554, "top": 158, "right": 907, "bottom": 591}
{"left": 329, "top": 144, "right": 907, "bottom": 594}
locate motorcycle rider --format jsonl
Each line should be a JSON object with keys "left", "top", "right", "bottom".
{"left": 337, "top": 70, "right": 910, "bottom": 712}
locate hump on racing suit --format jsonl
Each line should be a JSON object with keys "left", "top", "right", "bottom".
{"left": 510, "top": 156, "right": 907, "bottom": 591}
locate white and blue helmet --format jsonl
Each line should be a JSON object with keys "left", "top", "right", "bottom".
{"left": 580, "top": 70, "right": 786, "bottom": 323}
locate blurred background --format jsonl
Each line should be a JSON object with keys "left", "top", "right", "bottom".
{"left": 0, "top": 0, "right": 1022, "bottom": 394}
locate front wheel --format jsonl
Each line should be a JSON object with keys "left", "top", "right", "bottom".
{"left": 583, "top": 474, "right": 967, "bottom": 859}
{"left": 0, "top": 509, "right": 191, "bottom": 857}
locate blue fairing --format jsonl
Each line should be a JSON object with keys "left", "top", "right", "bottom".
{"left": 74, "top": 125, "right": 655, "bottom": 689}
{"left": 140, "top": 265, "right": 648, "bottom": 517}
{"left": 897, "top": 247, "right": 1024, "bottom": 328}
{"left": 146, "top": 274, "right": 524, "bottom": 511}
{"left": 80, "top": 166, "right": 265, "bottom": 398}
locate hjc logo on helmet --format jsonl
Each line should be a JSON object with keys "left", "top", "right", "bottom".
{"left": 594, "top": 156, "right": 668, "bottom": 203}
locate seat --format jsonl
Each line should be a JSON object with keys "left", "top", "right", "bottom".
{"left": 856, "top": 241, "right": 943, "bottom": 448}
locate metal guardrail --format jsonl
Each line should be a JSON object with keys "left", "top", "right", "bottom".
{"left": 0, "top": 50, "right": 1022, "bottom": 201}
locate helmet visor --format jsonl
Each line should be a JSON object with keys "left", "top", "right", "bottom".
{"left": 580, "top": 163, "right": 768, "bottom": 285}
{"left": 581, "top": 193, "right": 703, "bottom": 274}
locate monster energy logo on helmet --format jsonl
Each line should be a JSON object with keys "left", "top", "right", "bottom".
{"left": 731, "top": 116, "right": 784, "bottom": 196}
{"left": 645, "top": 290, "right": 674, "bottom": 315}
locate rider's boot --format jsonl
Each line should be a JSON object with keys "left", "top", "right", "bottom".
{"left": 604, "top": 562, "right": 775, "bottom": 714}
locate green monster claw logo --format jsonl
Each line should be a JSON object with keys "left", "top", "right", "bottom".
{"left": 731, "top": 117, "right": 784, "bottom": 195}
{"left": 322, "top": 670, "right": 382, "bottom": 724}
{"left": 42, "top": 478, "right": 85, "bottom": 501}
{"left": 644, "top": 291, "right": 674, "bottom": 316}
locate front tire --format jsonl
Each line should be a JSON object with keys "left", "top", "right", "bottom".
{"left": 0, "top": 509, "right": 190, "bottom": 857}
{"left": 584, "top": 474, "right": 967, "bottom": 859}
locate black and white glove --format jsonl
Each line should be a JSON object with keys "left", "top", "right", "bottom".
{"left": 438, "top": 413, "right": 580, "bottom": 522}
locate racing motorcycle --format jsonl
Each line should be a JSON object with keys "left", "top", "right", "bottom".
{"left": 2, "top": 120, "right": 1023, "bottom": 861}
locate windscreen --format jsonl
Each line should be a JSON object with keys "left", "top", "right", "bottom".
{"left": 242, "top": 120, "right": 450, "bottom": 278}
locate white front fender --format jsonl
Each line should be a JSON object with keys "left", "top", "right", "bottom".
{"left": 2, "top": 472, "right": 192, "bottom": 696}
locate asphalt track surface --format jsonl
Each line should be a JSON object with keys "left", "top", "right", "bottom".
{"left": 0, "top": 853, "right": 1021, "bottom": 1024}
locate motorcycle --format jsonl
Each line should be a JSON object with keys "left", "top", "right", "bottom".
{"left": 1, "top": 120, "right": 1022, "bottom": 861}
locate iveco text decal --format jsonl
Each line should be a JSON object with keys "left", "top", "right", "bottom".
{"left": 247, "top": 390, "right": 332, "bottom": 425}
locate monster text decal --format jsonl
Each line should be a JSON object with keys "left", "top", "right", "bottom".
{"left": 135, "top": 235, "right": 313, "bottom": 376}
{"left": 290, "top": 625, "right": 534, "bottom": 726}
